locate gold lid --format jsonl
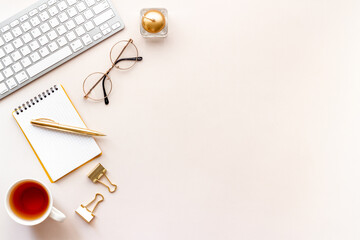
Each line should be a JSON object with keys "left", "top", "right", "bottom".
{"left": 142, "top": 10, "right": 166, "bottom": 33}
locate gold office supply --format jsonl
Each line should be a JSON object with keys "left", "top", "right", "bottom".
{"left": 30, "top": 118, "right": 106, "bottom": 137}
{"left": 88, "top": 163, "right": 117, "bottom": 193}
{"left": 75, "top": 193, "right": 104, "bottom": 223}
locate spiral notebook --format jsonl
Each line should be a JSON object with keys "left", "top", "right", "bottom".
{"left": 12, "top": 84, "right": 102, "bottom": 182}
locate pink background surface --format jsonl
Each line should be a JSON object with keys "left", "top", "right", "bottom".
{"left": 1, "top": 0, "right": 360, "bottom": 239}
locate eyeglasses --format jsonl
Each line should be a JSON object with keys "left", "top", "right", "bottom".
{"left": 83, "top": 39, "right": 142, "bottom": 104}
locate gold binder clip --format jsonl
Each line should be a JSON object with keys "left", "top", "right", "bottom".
{"left": 75, "top": 193, "right": 104, "bottom": 223}
{"left": 88, "top": 163, "right": 117, "bottom": 193}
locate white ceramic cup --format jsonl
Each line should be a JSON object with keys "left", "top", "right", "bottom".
{"left": 5, "top": 179, "right": 66, "bottom": 226}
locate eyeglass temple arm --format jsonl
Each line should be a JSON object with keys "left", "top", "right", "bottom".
{"left": 101, "top": 56, "right": 143, "bottom": 105}
{"left": 84, "top": 39, "right": 133, "bottom": 97}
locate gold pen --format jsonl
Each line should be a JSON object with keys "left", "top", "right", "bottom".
{"left": 30, "top": 118, "right": 106, "bottom": 137}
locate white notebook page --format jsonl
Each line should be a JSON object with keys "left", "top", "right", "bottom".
{"left": 13, "top": 85, "right": 101, "bottom": 182}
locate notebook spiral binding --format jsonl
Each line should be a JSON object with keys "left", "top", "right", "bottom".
{"left": 14, "top": 85, "right": 59, "bottom": 115}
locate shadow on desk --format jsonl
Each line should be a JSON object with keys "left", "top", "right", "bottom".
{"left": 31, "top": 217, "right": 81, "bottom": 240}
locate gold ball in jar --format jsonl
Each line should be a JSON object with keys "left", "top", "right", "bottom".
{"left": 142, "top": 10, "right": 166, "bottom": 33}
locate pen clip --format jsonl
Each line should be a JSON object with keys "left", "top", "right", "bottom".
{"left": 33, "top": 118, "right": 58, "bottom": 124}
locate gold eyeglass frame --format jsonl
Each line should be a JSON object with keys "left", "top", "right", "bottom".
{"left": 83, "top": 39, "right": 139, "bottom": 101}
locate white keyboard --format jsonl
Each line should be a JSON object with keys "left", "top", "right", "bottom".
{"left": 0, "top": 0, "right": 124, "bottom": 100}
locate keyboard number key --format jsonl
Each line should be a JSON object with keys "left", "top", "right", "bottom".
{"left": 49, "top": 6, "right": 59, "bottom": 16}
{"left": 21, "top": 22, "right": 32, "bottom": 32}
{"left": 30, "top": 16, "right": 41, "bottom": 27}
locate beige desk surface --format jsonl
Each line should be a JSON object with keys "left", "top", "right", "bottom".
{"left": 1, "top": 0, "right": 360, "bottom": 239}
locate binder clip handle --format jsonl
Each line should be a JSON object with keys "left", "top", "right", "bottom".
{"left": 84, "top": 193, "right": 104, "bottom": 213}
{"left": 96, "top": 174, "right": 117, "bottom": 193}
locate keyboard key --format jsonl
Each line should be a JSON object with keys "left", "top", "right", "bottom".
{"left": 48, "top": 42, "right": 59, "bottom": 52}
{"left": 84, "top": 21, "right": 95, "bottom": 31}
{"left": 93, "top": 32, "right": 102, "bottom": 41}
{"left": 65, "top": 20, "right": 76, "bottom": 30}
{"left": 27, "top": 46, "right": 72, "bottom": 77}
{"left": 70, "top": 39, "right": 83, "bottom": 52}
{"left": 82, "top": 34, "right": 92, "bottom": 45}
{"left": 13, "top": 38, "right": 24, "bottom": 48}
{"left": 3, "top": 32, "right": 14, "bottom": 42}
{"left": 112, "top": 22, "right": 121, "bottom": 30}
{"left": 31, "top": 28, "right": 42, "bottom": 38}
{"left": 1, "top": 25, "right": 10, "bottom": 33}
{"left": 40, "top": 23, "right": 51, "bottom": 33}
{"left": 39, "top": 47, "right": 50, "bottom": 57}
{"left": 74, "top": 15, "right": 85, "bottom": 25}
{"left": 21, "top": 57, "right": 32, "bottom": 67}
{"left": 39, "top": 11, "right": 50, "bottom": 21}
{"left": 0, "top": 37, "right": 4, "bottom": 46}
{"left": 102, "top": 27, "right": 111, "bottom": 35}
{"left": 38, "top": 36, "right": 49, "bottom": 46}
{"left": 21, "top": 22, "right": 32, "bottom": 32}
{"left": 38, "top": 4, "right": 47, "bottom": 11}
{"left": 0, "top": 73, "right": 4, "bottom": 81}
{"left": 49, "top": 17, "right": 60, "bottom": 27}
{"left": 93, "top": 1, "right": 109, "bottom": 14}
{"left": 93, "top": 9, "right": 114, "bottom": 26}
{"left": 76, "top": 2, "right": 87, "bottom": 12}
{"left": 85, "top": 0, "right": 95, "bottom": 7}
{"left": 22, "top": 33, "right": 32, "bottom": 43}
{"left": 0, "top": 82, "right": 9, "bottom": 94}
{"left": 99, "top": 23, "right": 109, "bottom": 31}
{"left": 29, "top": 40, "right": 40, "bottom": 51}
{"left": 67, "top": 0, "right": 76, "bottom": 5}
{"left": 6, "top": 78, "right": 17, "bottom": 89}
{"left": 75, "top": 26, "right": 85, "bottom": 36}
{"left": 84, "top": 9, "right": 94, "bottom": 19}
{"left": 49, "top": 6, "right": 59, "bottom": 16}
{"left": 15, "top": 71, "right": 28, "bottom": 84}
{"left": 10, "top": 20, "right": 19, "bottom": 27}
{"left": 29, "top": 9, "right": 38, "bottom": 16}
{"left": 11, "top": 51, "right": 22, "bottom": 61}
{"left": 4, "top": 44, "right": 14, "bottom": 54}
{"left": 48, "top": 30, "right": 58, "bottom": 40}
{"left": 3, "top": 67, "right": 14, "bottom": 78}
{"left": 30, "top": 52, "right": 41, "bottom": 62}
{"left": 30, "top": 16, "right": 41, "bottom": 27}
{"left": 57, "top": 36, "right": 67, "bottom": 47}
{"left": 12, "top": 62, "right": 23, "bottom": 72}
{"left": 56, "top": 25, "right": 67, "bottom": 35}
{"left": 12, "top": 27, "right": 22, "bottom": 37}
{"left": 0, "top": 62, "right": 3, "bottom": 70}
{"left": 58, "top": 12, "right": 69, "bottom": 22}
{"left": 48, "top": 0, "right": 57, "bottom": 5}
{"left": 20, "top": 14, "right": 29, "bottom": 22}
{"left": 66, "top": 31, "right": 76, "bottom": 41}
{"left": 58, "top": 1, "right": 68, "bottom": 11}
{"left": 2, "top": 56, "right": 13, "bottom": 66}
{"left": 67, "top": 7, "right": 77, "bottom": 17}
{"left": 0, "top": 49, "right": 5, "bottom": 58}
{"left": 20, "top": 46, "right": 31, "bottom": 56}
